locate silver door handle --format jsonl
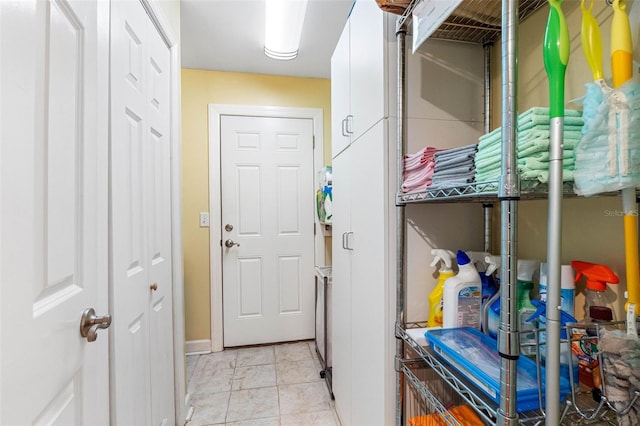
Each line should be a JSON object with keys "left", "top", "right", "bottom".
{"left": 225, "top": 239, "right": 240, "bottom": 248}
{"left": 341, "top": 117, "right": 348, "bottom": 137}
{"left": 80, "top": 308, "right": 112, "bottom": 342}
{"left": 342, "top": 232, "right": 348, "bottom": 249}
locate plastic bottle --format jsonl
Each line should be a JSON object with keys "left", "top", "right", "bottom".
{"left": 570, "top": 260, "right": 620, "bottom": 388}
{"left": 427, "top": 249, "right": 456, "bottom": 327}
{"left": 527, "top": 300, "right": 579, "bottom": 388}
{"left": 571, "top": 260, "right": 619, "bottom": 321}
{"left": 517, "top": 259, "right": 540, "bottom": 357}
{"left": 467, "top": 251, "right": 499, "bottom": 307}
{"left": 539, "top": 263, "right": 576, "bottom": 317}
{"left": 484, "top": 255, "right": 501, "bottom": 338}
{"left": 443, "top": 250, "right": 482, "bottom": 329}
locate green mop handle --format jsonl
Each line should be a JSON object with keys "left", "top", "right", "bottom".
{"left": 544, "top": 0, "right": 570, "bottom": 118}
{"left": 543, "top": 1, "right": 569, "bottom": 423}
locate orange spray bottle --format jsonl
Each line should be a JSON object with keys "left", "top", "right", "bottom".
{"left": 572, "top": 260, "right": 620, "bottom": 321}
{"left": 571, "top": 260, "right": 620, "bottom": 388}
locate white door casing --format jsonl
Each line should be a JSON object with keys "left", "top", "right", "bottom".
{"left": 209, "top": 105, "right": 325, "bottom": 352}
{"left": 220, "top": 115, "right": 315, "bottom": 347}
{"left": 0, "top": 0, "right": 109, "bottom": 424}
{"left": 110, "top": 0, "right": 175, "bottom": 424}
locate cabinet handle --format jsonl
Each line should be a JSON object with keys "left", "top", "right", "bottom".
{"left": 342, "top": 232, "right": 348, "bottom": 249}
{"left": 346, "top": 115, "right": 354, "bottom": 135}
{"left": 346, "top": 231, "right": 354, "bottom": 250}
{"left": 341, "top": 117, "right": 348, "bottom": 137}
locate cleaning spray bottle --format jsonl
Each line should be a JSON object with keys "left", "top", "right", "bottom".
{"left": 467, "top": 251, "right": 499, "bottom": 307}
{"left": 570, "top": 260, "right": 620, "bottom": 388}
{"left": 539, "top": 263, "right": 576, "bottom": 317}
{"left": 427, "top": 249, "right": 456, "bottom": 327}
{"left": 484, "top": 255, "right": 501, "bottom": 337}
{"left": 527, "top": 300, "right": 579, "bottom": 388}
{"left": 517, "top": 259, "right": 540, "bottom": 357}
{"left": 443, "top": 250, "right": 482, "bottom": 329}
{"left": 571, "top": 260, "right": 619, "bottom": 321}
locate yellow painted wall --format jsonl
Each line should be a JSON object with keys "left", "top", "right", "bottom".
{"left": 181, "top": 69, "right": 332, "bottom": 342}
{"left": 490, "top": 2, "right": 629, "bottom": 318}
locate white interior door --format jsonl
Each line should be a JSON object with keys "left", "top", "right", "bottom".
{"left": 0, "top": 0, "right": 109, "bottom": 424}
{"left": 110, "top": 0, "right": 174, "bottom": 424}
{"left": 221, "top": 115, "right": 315, "bottom": 347}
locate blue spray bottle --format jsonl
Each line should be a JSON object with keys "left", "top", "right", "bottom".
{"left": 467, "top": 251, "right": 499, "bottom": 308}
{"left": 484, "top": 255, "right": 501, "bottom": 337}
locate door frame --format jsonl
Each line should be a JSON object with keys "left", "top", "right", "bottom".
{"left": 208, "top": 105, "right": 325, "bottom": 352}
{"left": 126, "top": 0, "right": 188, "bottom": 423}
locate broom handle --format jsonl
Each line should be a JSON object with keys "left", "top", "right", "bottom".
{"left": 611, "top": 0, "right": 639, "bottom": 314}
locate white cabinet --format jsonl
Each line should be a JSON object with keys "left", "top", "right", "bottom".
{"left": 330, "top": 148, "right": 353, "bottom": 423}
{"left": 331, "top": 22, "right": 351, "bottom": 157}
{"left": 332, "top": 120, "right": 393, "bottom": 425}
{"left": 331, "top": 0, "right": 389, "bottom": 159}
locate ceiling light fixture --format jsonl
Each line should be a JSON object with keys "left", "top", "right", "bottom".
{"left": 264, "top": 0, "right": 308, "bottom": 60}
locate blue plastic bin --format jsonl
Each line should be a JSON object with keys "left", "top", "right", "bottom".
{"left": 425, "top": 327, "right": 571, "bottom": 412}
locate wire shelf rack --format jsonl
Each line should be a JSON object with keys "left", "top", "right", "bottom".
{"left": 397, "top": 0, "right": 547, "bottom": 43}
{"left": 398, "top": 322, "right": 632, "bottom": 425}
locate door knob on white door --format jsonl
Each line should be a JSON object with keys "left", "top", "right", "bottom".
{"left": 80, "top": 308, "right": 112, "bottom": 342}
{"left": 224, "top": 239, "right": 240, "bottom": 248}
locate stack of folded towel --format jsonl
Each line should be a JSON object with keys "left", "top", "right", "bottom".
{"left": 429, "top": 143, "right": 478, "bottom": 189}
{"left": 402, "top": 146, "right": 440, "bottom": 192}
{"left": 475, "top": 107, "right": 584, "bottom": 184}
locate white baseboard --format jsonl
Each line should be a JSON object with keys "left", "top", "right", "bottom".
{"left": 186, "top": 339, "right": 211, "bottom": 355}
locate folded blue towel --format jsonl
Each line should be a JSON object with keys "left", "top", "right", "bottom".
{"left": 434, "top": 143, "right": 478, "bottom": 158}
{"left": 434, "top": 157, "right": 475, "bottom": 173}
{"left": 433, "top": 164, "right": 475, "bottom": 177}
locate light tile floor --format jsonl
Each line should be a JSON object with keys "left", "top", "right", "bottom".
{"left": 186, "top": 340, "right": 340, "bottom": 426}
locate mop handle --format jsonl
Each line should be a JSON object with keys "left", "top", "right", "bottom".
{"left": 544, "top": 0, "right": 569, "bottom": 119}
{"left": 611, "top": 0, "right": 640, "bottom": 314}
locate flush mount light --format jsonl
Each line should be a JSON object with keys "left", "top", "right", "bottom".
{"left": 264, "top": 0, "right": 309, "bottom": 60}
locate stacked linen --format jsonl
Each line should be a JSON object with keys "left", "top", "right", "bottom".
{"left": 402, "top": 146, "right": 440, "bottom": 192}
{"left": 429, "top": 143, "right": 478, "bottom": 189}
{"left": 474, "top": 107, "right": 584, "bottom": 184}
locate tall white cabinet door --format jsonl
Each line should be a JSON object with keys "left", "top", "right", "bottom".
{"left": 349, "top": 121, "right": 388, "bottom": 425}
{"left": 349, "top": 0, "right": 386, "bottom": 141}
{"left": 0, "top": 0, "right": 109, "bottom": 424}
{"left": 331, "top": 149, "right": 352, "bottom": 425}
{"left": 110, "top": 0, "right": 174, "bottom": 424}
{"left": 331, "top": 20, "right": 350, "bottom": 159}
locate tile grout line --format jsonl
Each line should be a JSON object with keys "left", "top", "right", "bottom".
{"left": 224, "top": 349, "right": 237, "bottom": 425}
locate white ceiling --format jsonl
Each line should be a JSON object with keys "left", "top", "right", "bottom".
{"left": 180, "top": 0, "right": 355, "bottom": 79}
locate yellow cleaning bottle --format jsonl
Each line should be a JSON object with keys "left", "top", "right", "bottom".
{"left": 428, "top": 249, "right": 455, "bottom": 327}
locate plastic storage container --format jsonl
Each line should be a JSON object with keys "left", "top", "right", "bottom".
{"left": 425, "top": 327, "right": 572, "bottom": 412}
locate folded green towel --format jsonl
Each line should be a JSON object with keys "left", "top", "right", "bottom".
{"left": 518, "top": 136, "right": 581, "bottom": 156}
{"left": 518, "top": 106, "right": 582, "bottom": 120}
{"left": 519, "top": 168, "right": 575, "bottom": 183}
{"left": 517, "top": 156, "right": 575, "bottom": 171}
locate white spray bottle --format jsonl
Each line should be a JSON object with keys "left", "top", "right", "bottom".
{"left": 443, "top": 250, "right": 482, "bottom": 329}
